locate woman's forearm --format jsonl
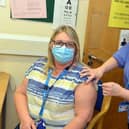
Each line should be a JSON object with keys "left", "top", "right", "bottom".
{"left": 14, "top": 92, "right": 30, "bottom": 122}
{"left": 99, "top": 57, "right": 118, "bottom": 74}
{"left": 119, "top": 87, "right": 129, "bottom": 101}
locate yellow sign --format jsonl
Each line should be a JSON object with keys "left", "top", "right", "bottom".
{"left": 108, "top": 0, "right": 129, "bottom": 29}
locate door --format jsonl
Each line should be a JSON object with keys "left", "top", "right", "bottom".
{"left": 83, "top": 0, "right": 128, "bottom": 129}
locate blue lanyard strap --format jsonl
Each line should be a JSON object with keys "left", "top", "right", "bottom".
{"left": 39, "top": 68, "right": 68, "bottom": 117}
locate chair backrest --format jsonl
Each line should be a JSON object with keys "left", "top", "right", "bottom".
{"left": 87, "top": 82, "right": 112, "bottom": 129}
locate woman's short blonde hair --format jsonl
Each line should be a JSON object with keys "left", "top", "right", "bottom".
{"left": 47, "top": 25, "right": 80, "bottom": 69}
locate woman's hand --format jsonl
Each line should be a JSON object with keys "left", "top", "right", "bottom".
{"left": 102, "top": 82, "right": 123, "bottom": 96}
{"left": 80, "top": 67, "right": 103, "bottom": 83}
{"left": 20, "top": 117, "right": 36, "bottom": 129}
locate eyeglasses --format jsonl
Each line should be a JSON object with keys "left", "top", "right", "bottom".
{"left": 51, "top": 40, "right": 75, "bottom": 48}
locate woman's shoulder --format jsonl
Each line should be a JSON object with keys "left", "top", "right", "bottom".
{"left": 119, "top": 43, "right": 129, "bottom": 52}
{"left": 33, "top": 56, "right": 48, "bottom": 66}
{"left": 25, "top": 56, "right": 48, "bottom": 75}
{"left": 72, "top": 62, "right": 88, "bottom": 72}
{"left": 36, "top": 56, "right": 48, "bottom": 63}
{"left": 70, "top": 62, "right": 88, "bottom": 82}
{"left": 126, "top": 43, "right": 129, "bottom": 47}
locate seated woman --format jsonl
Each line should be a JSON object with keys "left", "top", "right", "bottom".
{"left": 14, "top": 25, "right": 97, "bottom": 129}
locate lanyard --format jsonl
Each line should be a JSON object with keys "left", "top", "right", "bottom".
{"left": 39, "top": 68, "right": 68, "bottom": 117}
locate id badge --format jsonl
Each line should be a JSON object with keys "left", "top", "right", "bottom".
{"left": 35, "top": 118, "right": 46, "bottom": 129}
{"left": 118, "top": 101, "right": 129, "bottom": 112}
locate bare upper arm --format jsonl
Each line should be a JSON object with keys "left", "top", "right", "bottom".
{"left": 15, "top": 78, "right": 28, "bottom": 95}
{"left": 74, "top": 82, "right": 97, "bottom": 121}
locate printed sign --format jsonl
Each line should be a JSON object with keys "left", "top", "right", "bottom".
{"left": 108, "top": 0, "right": 129, "bottom": 29}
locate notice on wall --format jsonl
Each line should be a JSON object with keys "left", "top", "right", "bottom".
{"left": 108, "top": 0, "right": 129, "bottom": 29}
{"left": 0, "top": 0, "right": 6, "bottom": 6}
{"left": 10, "top": 0, "right": 47, "bottom": 18}
{"left": 53, "top": 0, "right": 78, "bottom": 28}
{"left": 118, "top": 30, "right": 129, "bottom": 49}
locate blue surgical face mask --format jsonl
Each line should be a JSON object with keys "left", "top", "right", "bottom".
{"left": 52, "top": 45, "right": 75, "bottom": 64}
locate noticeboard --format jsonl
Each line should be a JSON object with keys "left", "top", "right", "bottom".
{"left": 11, "top": 0, "right": 55, "bottom": 23}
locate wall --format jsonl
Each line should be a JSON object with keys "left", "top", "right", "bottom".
{"left": 0, "top": 0, "right": 89, "bottom": 128}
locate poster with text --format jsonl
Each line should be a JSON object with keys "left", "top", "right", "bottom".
{"left": 108, "top": 0, "right": 129, "bottom": 29}
{"left": 10, "top": 0, "right": 47, "bottom": 18}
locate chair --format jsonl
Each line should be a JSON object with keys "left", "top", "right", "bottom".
{"left": 87, "top": 84, "right": 112, "bottom": 129}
